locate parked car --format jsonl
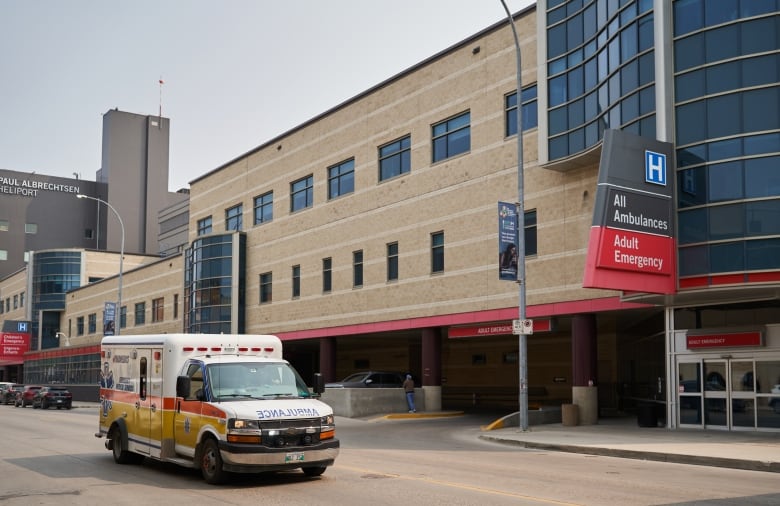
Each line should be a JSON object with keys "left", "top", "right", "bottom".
{"left": 32, "top": 386, "right": 73, "bottom": 410}
{"left": 14, "top": 385, "right": 43, "bottom": 407}
{"left": 325, "top": 371, "right": 405, "bottom": 388}
{"left": 0, "top": 382, "right": 13, "bottom": 400}
{"left": 3, "top": 384, "right": 24, "bottom": 405}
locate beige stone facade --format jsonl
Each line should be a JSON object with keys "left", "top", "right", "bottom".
{"left": 189, "top": 10, "right": 616, "bottom": 338}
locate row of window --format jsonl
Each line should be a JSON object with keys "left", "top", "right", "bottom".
{"left": 195, "top": 88, "right": 538, "bottom": 235}
{"left": 73, "top": 295, "right": 178, "bottom": 336}
{"left": 0, "top": 291, "right": 24, "bottom": 314}
{"left": 0, "top": 219, "right": 38, "bottom": 234}
{"left": 257, "top": 215, "right": 537, "bottom": 303}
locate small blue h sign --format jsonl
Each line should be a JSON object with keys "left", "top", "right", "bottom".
{"left": 645, "top": 150, "right": 666, "bottom": 186}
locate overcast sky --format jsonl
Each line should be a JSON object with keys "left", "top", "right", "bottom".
{"left": 1, "top": 0, "right": 534, "bottom": 191}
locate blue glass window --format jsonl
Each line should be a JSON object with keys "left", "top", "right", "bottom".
{"left": 328, "top": 158, "right": 355, "bottom": 199}
{"left": 674, "top": 0, "right": 703, "bottom": 37}
{"left": 291, "top": 175, "right": 314, "bottom": 212}
{"left": 708, "top": 161, "right": 742, "bottom": 202}
{"left": 679, "top": 245, "right": 709, "bottom": 276}
{"left": 505, "top": 85, "right": 538, "bottom": 136}
{"left": 745, "top": 156, "right": 780, "bottom": 198}
{"left": 253, "top": 192, "right": 273, "bottom": 225}
{"left": 379, "top": 135, "right": 411, "bottom": 181}
{"left": 710, "top": 241, "right": 744, "bottom": 273}
{"left": 432, "top": 111, "right": 470, "bottom": 162}
{"left": 710, "top": 203, "right": 745, "bottom": 240}
{"left": 678, "top": 207, "right": 708, "bottom": 244}
{"left": 225, "top": 204, "right": 243, "bottom": 231}
{"left": 746, "top": 238, "right": 780, "bottom": 270}
{"left": 746, "top": 200, "right": 780, "bottom": 236}
{"left": 743, "top": 87, "right": 780, "bottom": 132}
{"left": 197, "top": 216, "right": 212, "bottom": 236}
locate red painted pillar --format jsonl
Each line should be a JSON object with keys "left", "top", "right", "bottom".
{"left": 421, "top": 328, "right": 441, "bottom": 387}
{"left": 319, "top": 337, "right": 336, "bottom": 383}
{"left": 572, "top": 313, "right": 597, "bottom": 387}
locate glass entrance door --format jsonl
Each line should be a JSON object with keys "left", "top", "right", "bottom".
{"left": 703, "top": 360, "right": 728, "bottom": 428}
{"left": 679, "top": 359, "right": 759, "bottom": 430}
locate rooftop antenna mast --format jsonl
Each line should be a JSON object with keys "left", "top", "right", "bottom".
{"left": 158, "top": 77, "right": 164, "bottom": 128}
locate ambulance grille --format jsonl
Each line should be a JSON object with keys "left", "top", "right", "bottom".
{"left": 260, "top": 418, "right": 321, "bottom": 448}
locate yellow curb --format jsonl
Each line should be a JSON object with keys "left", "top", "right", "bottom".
{"left": 481, "top": 418, "right": 505, "bottom": 431}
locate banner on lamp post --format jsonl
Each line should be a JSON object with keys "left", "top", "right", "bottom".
{"left": 498, "top": 202, "right": 518, "bottom": 281}
{"left": 103, "top": 302, "right": 116, "bottom": 336}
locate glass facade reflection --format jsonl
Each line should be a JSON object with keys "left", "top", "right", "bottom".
{"left": 31, "top": 251, "right": 82, "bottom": 349}
{"left": 545, "top": 0, "right": 655, "bottom": 160}
{"left": 674, "top": 1, "right": 780, "bottom": 276}
{"left": 184, "top": 232, "right": 245, "bottom": 334}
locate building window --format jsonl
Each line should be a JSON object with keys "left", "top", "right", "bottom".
{"left": 152, "top": 297, "right": 164, "bottom": 322}
{"left": 85, "top": 228, "right": 94, "bottom": 239}
{"left": 0, "top": 250, "right": 6, "bottom": 261}
{"left": 76, "top": 316, "right": 84, "bottom": 336}
{"left": 88, "top": 313, "right": 96, "bottom": 334}
{"left": 120, "top": 306, "right": 127, "bottom": 329}
{"left": 292, "top": 265, "right": 301, "bottom": 298}
{"left": 524, "top": 210, "right": 537, "bottom": 257}
{"left": 291, "top": 175, "right": 314, "bottom": 212}
{"left": 328, "top": 159, "right": 355, "bottom": 199}
{"left": 13, "top": 295, "right": 18, "bottom": 309}
{"left": 19, "top": 292, "right": 24, "bottom": 308}
{"left": 353, "top": 250, "right": 363, "bottom": 288}
{"left": 25, "top": 223, "right": 37, "bottom": 234}
{"left": 260, "top": 272, "right": 273, "bottom": 303}
{"left": 431, "top": 232, "right": 444, "bottom": 273}
{"left": 505, "top": 85, "right": 539, "bottom": 136}
{"left": 0, "top": 219, "right": 8, "bottom": 231}
{"left": 173, "top": 294, "right": 179, "bottom": 319}
{"left": 432, "top": 111, "right": 470, "bottom": 162}
{"left": 322, "top": 257, "right": 332, "bottom": 293}
{"left": 225, "top": 205, "right": 243, "bottom": 231}
{"left": 387, "top": 242, "right": 399, "bottom": 281}
{"left": 134, "top": 302, "right": 146, "bottom": 325}
{"left": 254, "top": 191, "right": 273, "bottom": 225}
{"left": 197, "top": 216, "right": 213, "bottom": 236}
{"left": 379, "top": 135, "right": 411, "bottom": 181}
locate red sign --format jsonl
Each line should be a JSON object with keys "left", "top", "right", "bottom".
{"left": 596, "top": 228, "right": 674, "bottom": 275}
{"left": 0, "top": 332, "right": 31, "bottom": 359}
{"left": 449, "top": 320, "right": 552, "bottom": 338}
{"left": 686, "top": 331, "right": 762, "bottom": 349}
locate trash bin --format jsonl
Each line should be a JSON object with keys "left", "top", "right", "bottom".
{"left": 637, "top": 401, "right": 658, "bottom": 427}
{"left": 562, "top": 403, "right": 578, "bottom": 426}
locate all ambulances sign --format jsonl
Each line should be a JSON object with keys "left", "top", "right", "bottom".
{"left": 583, "top": 130, "right": 677, "bottom": 294}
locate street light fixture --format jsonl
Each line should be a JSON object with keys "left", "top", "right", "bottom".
{"left": 55, "top": 332, "right": 70, "bottom": 347}
{"left": 77, "top": 194, "right": 124, "bottom": 335}
{"left": 499, "top": 0, "right": 528, "bottom": 431}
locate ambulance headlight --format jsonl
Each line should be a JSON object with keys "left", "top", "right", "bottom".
{"left": 320, "top": 414, "right": 335, "bottom": 440}
{"left": 227, "top": 419, "right": 262, "bottom": 443}
{"left": 229, "top": 419, "right": 260, "bottom": 430}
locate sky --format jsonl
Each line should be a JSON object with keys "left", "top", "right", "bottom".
{"left": 0, "top": 0, "right": 534, "bottom": 192}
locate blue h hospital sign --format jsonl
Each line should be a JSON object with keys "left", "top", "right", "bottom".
{"left": 645, "top": 150, "right": 667, "bottom": 186}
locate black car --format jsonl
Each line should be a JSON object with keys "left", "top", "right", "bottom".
{"left": 3, "top": 384, "right": 24, "bottom": 405}
{"left": 325, "top": 371, "right": 405, "bottom": 388}
{"left": 32, "top": 386, "right": 73, "bottom": 410}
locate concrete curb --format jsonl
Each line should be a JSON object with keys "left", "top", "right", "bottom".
{"left": 478, "top": 434, "right": 780, "bottom": 473}
{"left": 382, "top": 411, "right": 464, "bottom": 420}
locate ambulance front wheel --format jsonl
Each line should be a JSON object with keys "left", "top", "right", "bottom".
{"left": 200, "top": 438, "right": 228, "bottom": 484}
{"left": 302, "top": 466, "right": 327, "bottom": 477}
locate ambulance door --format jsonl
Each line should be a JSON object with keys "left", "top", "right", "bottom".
{"left": 173, "top": 362, "right": 203, "bottom": 457}
{"left": 136, "top": 350, "right": 162, "bottom": 455}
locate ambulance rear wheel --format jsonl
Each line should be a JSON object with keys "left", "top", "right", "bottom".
{"left": 111, "top": 428, "right": 141, "bottom": 465}
{"left": 200, "top": 438, "right": 228, "bottom": 484}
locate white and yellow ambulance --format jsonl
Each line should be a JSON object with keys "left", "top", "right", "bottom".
{"left": 95, "top": 334, "right": 339, "bottom": 484}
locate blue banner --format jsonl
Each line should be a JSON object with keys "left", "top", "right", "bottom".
{"left": 103, "top": 301, "right": 116, "bottom": 335}
{"left": 498, "top": 202, "right": 518, "bottom": 281}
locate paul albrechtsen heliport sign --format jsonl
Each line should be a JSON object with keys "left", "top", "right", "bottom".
{"left": 583, "top": 129, "right": 677, "bottom": 295}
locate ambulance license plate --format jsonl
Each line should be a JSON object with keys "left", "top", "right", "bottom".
{"left": 285, "top": 452, "right": 305, "bottom": 463}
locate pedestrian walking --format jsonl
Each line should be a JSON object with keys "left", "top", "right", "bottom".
{"left": 403, "top": 374, "right": 416, "bottom": 413}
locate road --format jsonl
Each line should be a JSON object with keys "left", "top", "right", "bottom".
{"left": 1, "top": 406, "right": 779, "bottom": 505}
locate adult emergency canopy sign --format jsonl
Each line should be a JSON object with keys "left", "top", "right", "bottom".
{"left": 583, "top": 130, "right": 677, "bottom": 294}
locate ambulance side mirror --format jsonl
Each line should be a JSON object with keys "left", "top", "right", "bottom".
{"left": 313, "top": 373, "right": 324, "bottom": 395}
{"left": 176, "top": 376, "right": 191, "bottom": 398}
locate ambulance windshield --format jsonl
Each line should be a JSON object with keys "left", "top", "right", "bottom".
{"left": 207, "top": 362, "right": 312, "bottom": 400}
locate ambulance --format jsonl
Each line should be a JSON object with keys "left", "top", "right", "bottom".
{"left": 95, "top": 334, "right": 339, "bottom": 484}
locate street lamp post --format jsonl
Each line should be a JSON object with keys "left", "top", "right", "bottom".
{"left": 499, "top": 0, "right": 528, "bottom": 431}
{"left": 77, "top": 194, "right": 124, "bottom": 335}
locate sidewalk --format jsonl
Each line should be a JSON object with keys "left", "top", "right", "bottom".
{"left": 479, "top": 416, "right": 780, "bottom": 473}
